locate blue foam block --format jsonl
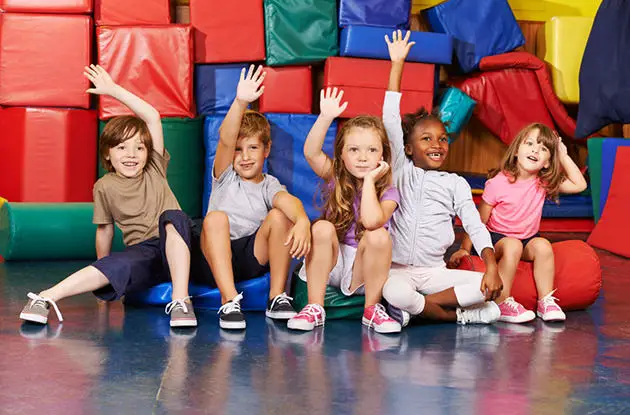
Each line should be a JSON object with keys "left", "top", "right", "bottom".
{"left": 423, "top": 0, "right": 524, "bottom": 73}
{"left": 265, "top": 113, "right": 337, "bottom": 221}
{"left": 124, "top": 275, "right": 271, "bottom": 311}
{"left": 339, "top": 25, "right": 452, "bottom": 64}
{"left": 338, "top": 0, "right": 411, "bottom": 28}
{"left": 195, "top": 64, "right": 248, "bottom": 115}
{"left": 437, "top": 87, "right": 475, "bottom": 141}
{"left": 600, "top": 139, "right": 630, "bottom": 215}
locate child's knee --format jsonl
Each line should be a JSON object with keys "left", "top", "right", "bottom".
{"left": 312, "top": 220, "right": 336, "bottom": 242}
{"left": 529, "top": 238, "right": 553, "bottom": 258}
{"left": 203, "top": 211, "right": 229, "bottom": 233}
{"left": 383, "top": 277, "right": 409, "bottom": 305}
{"left": 266, "top": 208, "right": 291, "bottom": 228}
{"left": 362, "top": 228, "right": 391, "bottom": 250}
{"left": 501, "top": 237, "right": 524, "bottom": 259}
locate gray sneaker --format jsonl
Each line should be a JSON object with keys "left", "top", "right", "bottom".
{"left": 20, "top": 292, "right": 64, "bottom": 324}
{"left": 165, "top": 298, "right": 197, "bottom": 328}
{"left": 456, "top": 301, "right": 501, "bottom": 325}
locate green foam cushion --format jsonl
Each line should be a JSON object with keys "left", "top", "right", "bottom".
{"left": 587, "top": 138, "right": 603, "bottom": 222}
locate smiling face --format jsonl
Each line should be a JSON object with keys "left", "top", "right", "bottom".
{"left": 233, "top": 135, "right": 269, "bottom": 182}
{"left": 107, "top": 133, "right": 149, "bottom": 178}
{"left": 405, "top": 118, "right": 449, "bottom": 170}
{"left": 340, "top": 126, "right": 383, "bottom": 179}
{"left": 515, "top": 128, "right": 551, "bottom": 177}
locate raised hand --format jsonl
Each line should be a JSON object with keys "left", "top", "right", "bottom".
{"left": 320, "top": 87, "right": 348, "bottom": 120}
{"left": 84, "top": 64, "right": 118, "bottom": 95}
{"left": 365, "top": 160, "right": 390, "bottom": 183}
{"left": 236, "top": 64, "right": 266, "bottom": 104}
{"left": 557, "top": 134, "right": 568, "bottom": 157}
{"left": 385, "top": 30, "right": 416, "bottom": 63}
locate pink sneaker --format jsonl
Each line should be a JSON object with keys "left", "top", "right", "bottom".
{"left": 362, "top": 304, "right": 401, "bottom": 334}
{"left": 498, "top": 297, "right": 536, "bottom": 323}
{"left": 537, "top": 291, "right": 566, "bottom": 322}
{"left": 287, "top": 304, "right": 326, "bottom": 331}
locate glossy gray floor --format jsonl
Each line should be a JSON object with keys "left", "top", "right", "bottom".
{"left": 1, "top": 247, "right": 629, "bottom": 415}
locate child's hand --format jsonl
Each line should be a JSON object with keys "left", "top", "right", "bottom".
{"left": 285, "top": 218, "right": 311, "bottom": 259}
{"left": 385, "top": 30, "right": 416, "bottom": 63}
{"left": 319, "top": 87, "right": 348, "bottom": 120}
{"left": 480, "top": 267, "right": 503, "bottom": 301}
{"left": 236, "top": 64, "right": 266, "bottom": 104}
{"left": 557, "top": 133, "right": 568, "bottom": 157}
{"left": 365, "top": 161, "right": 390, "bottom": 183}
{"left": 84, "top": 64, "right": 118, "bottom": 95}
{"left": 447, "top": 249, "right": 470, "bottom": 269}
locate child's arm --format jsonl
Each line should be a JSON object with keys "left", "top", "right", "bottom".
{"left": 304, "top": 87, "right": 347, "bottom": 180}
{"left": 272, "top": 192, "right": 311, "bottom": 259}
{"left": 383, "top": 30, "right": 415, "bottom": 172}
{"left": 214, "top": 65, "right": 266, "bottom": 179}
{"left": 95, "top": 224, "right": 114, "bottom": 260}
{"left": 360, "top": 162, "right": 398, "bottom": 229}
{"left": 84, "top": 65, "right": 164, "bottom": 155}
{"left": 557, "top": 137, "right": 588, "bottom": 194}
{"left": 448, "top": 201, "right": 493, "bottom": 268}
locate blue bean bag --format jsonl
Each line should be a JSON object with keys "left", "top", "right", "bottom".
{"left": 436, "top": 87, "right": 475, "bottom": 141}
{"left": 423, "top": 0, "right": 524, "bottom": 73}
{"left": 339, "top": 25, "right": 452, "bottom": 64}
{"left": 599, "top": 139, "right": 630, "bottom": 215}
{"left": 195, "top": 64, "right": 247, "bottom": 115}
{"left": 338, "top": 0, "right": 410, "bottom": 29}
{"left": 265, "top": 113, "right": 337, "bottom": 221}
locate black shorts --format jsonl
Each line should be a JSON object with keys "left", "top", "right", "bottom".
{"left": 471, "top": 231, "right": 541, "bottom": 256}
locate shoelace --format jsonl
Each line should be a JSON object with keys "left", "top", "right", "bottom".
{"left": 367, "top": 303, "right": 391, "bottom": 326}
{"left": 165, "top": 297, "right": 192, "bottom": 315}
{"left": 503, "top": 297, "right": 521, "bottom": 311}
{"left": 217, "top": 293, "right": 244, "bottom": 315}
{"left": 27, "top": 292, "right": 64, "bottom": 322}
{"left": 298, "top": 304, "right": 324, "bottom": 322}
{"left": 269, "top": 292, "right": 293, "bottom": 309}
{"left": 540, "top": 290, "right": 560, "bottom": 308}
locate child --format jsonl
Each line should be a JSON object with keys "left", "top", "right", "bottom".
{"left": 201, "top": 65, "right": 311, "bottom": 330}
{"left": 381, "top": 30, "right": 503, "bottom": 327}
{"left": 449, "top": 123, "right": 587, "bottom": 323}
{"left": 287, "top": 87, "right": 402, "bottom": 334}
{"left": 20, "top": 65, "right": 201, "bottom": 328}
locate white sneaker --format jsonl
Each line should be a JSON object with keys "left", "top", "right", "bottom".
{"left": 456, "top": 301, "right": 500, "bottom": 325}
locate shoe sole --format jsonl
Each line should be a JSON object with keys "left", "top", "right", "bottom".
{"left": 220, "top": 320, "right": 246, "bottom": 330}
{"left": 498, "top": 313, "right": 536, "bottom": 324}
{"left": 170, "top": 319, "right": 198, "bottom": 328}
{"left": 536, "top": 311, "right": 566, "bottom": 322}
{"left": 287, "top": 320, "right": 323, "bottom": 331}
{"left": 362, "top": 317, "right": 402, "bottom": 334}
{"left": 20, "top": 313, "right": 48, "bottom": 324}
{"left": 266, "top": 310, "right": 298, "bottom": 320}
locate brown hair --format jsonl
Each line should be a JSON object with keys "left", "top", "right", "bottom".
{"left": 99, "top": 115, "right": 153, "bottom": 173}
{"left": 320, "top": 115, "right": 393, "bottom": 243}
{"left": 238, "top": 110, "right": 271, "bottom": 146}
{"left": 489, "top": 123, "right": 564, "bottom": 201}
{"left": 402, "top": 106, "right": 446, "bottom": 148}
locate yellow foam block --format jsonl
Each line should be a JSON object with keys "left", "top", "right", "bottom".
{"left": 0, "top": 198, "right": 5, "bottom": 208}
{"left": 541, "top": 16, "right": 594, "bottom": 104}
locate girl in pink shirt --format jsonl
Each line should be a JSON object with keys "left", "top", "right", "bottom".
{"left": 451, "top": 123, "right": 587, "bottom": 323}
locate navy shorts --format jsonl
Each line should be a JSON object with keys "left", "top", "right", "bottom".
{"left": 194, "top": 227, "right": 270, "bottom": 285}
{"left": 92, "top": 210, "right": 212, "bottom": 301}
{"left": 471, "top": 231, "right": 541, "bottom": 256}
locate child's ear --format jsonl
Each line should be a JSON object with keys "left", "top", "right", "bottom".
{"left": 264, "top": 140, "right": 272, "bottom": 158}
{"left": 404, "top": 143, "right": 413, "bottom": 156}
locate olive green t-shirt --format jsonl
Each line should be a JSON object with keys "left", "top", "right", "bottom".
{"left": 93, "top": 150, "right": 181, "bottom": 246}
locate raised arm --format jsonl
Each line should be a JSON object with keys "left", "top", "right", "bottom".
{"left": 304, "top": 87, "right": 348, "bottom": 180}
{"left": 556, "top": 136, "right": 587, "bottom": 194}
{"left": 214, "top": 65, "right": 266, "bottom": 179}
{"left": 385, "top": 30, "right": 415, "bottom": 93}
{"left": 84, "top": 65, "right": 164, "bottom": 155}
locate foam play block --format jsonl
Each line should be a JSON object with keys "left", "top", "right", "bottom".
{"left": 264, "top": 0, "right": 338, "bottom": 66}
{"left": 124, "top": 275, "right": 270, "bottom": 310}
{"left": 0, "top": 203, "right": 125, "bottom": 261}
{"left": 258, "top": 66, "right": 312, "bottom": 114}
{"left": 0, "top": 13, "right": 91, "bottom": 108}
{"left": 587, "top": 147, "right": 630, "bottom": 258}
{"left": 424, "top": 0, "right": 524, "bottom": 73}
{"left": 0, "top": 107, "right": 97, "bottom": 203}
{"left": 266, "top": 114, "right": 337, "bottom": 220}
{"left": 436, "top": 87, "right": 475, "bottom": 141}
{"left": 339, "top": 25, "right": 452, "bottom": 64}
{"left": 540, "top": 17, "right": 593, "bottom": 104}
{"left": 338, "top": 0, "right": 411, "bottom": 29}
{"left": 324, "top": 57, "right": 434, "bottom": 118}
{"left": 0, "top": 0, "right": 92, "bottom": 12}
{"left": 599, "top": 139, "right": 630, "bottom": 218}
{"left": 97, "top": 26, "right": 194, "bottom": 119}
{"left": 195, "top": 64, "right": 246, "bottom": 115}
{"left": 94, "top": 0, "right": 170, "bottom": 25}
{"left": 99, "top": 118, "right": 205, "bottom": 218}
{"left": 190, "top": 0, "right": 265, "bottom": 63}
{"left": 459, "top": 240, "right": 601, "bottom": 311}
{"left": 202, "top": 116, "right": 223, "bottom": 216}
{"left": 542, "top": 194, "right": 593, "bottom": 218}
{"left": 587, "top": 138, "right": 604, "bottom": 221}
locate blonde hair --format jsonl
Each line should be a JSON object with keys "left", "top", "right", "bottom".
{"left": 238, "top": 110, "right": 271, "bottom": 146}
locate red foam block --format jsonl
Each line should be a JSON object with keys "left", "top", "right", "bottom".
{"left": 324, "top": 57, "right": 434, "bottom": 118}
{"left": 0, "top": 13, "right": 92, "bottom": 108}
{"left": 259, "top": 66, "right": 312, "bottom": 114}
{"left": 0, "top": 0, "right": 92, "bottom": 13}
{"left": 190, "top": 0, "right": 265, "bottom": 63}
{"left": 0, "top": 107, "right": 97, "bottom": 202}
{"left": 94, "top": 0, "right": 170, "bottom": 25}
{"left": 97, "top": 26, "right": 194, "bottom": 119}
{"left": 458, "top": 240, "right": 601, "bottom": 311}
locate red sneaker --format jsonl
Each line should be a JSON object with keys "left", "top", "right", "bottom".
{"left": 362, "top": 304, "right": 401, "bottom": 334}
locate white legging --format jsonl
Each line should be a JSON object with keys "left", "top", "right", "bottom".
{"left": 382, "top": 263, "right": 486, "bottom": 315}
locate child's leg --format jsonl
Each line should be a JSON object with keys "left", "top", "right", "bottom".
{"left": 252, "top": 208, "right": 293, "bottom": 299}
{"left": 39, "top": 266, "right": 110, "bottom": 302}
{"left": 201, "top": 211, "right": 238, "bottom": 304}
{"left": 422, "top": 267, "right": 486, "bottom": 308}
{"left": 159, "top": 210, "right": 194, "bottom": 300}
{"left": 303, "top": 220, "right": 339, "bottom": 306}
{"left": 494, "top": 237, "right": 524, "bottom": 303}
{"left": 352, "top": 228, "right": 392, "bottom": 307}
{"left": 522, "top": 237, "right": 555, "bottom": 298}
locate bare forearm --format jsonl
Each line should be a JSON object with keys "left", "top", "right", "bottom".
{"left": 360, "top": 179, "right": 386, "bottom": 229}
{"left": 304, "top": 115, "right": 333, "bottom": 161}
{"left": 95, "top": 225, "right": 114, "bottom": 260}
{"left": 388, "top": 61, "right": 404, "bottom": 92}
{"left": 480, "top": 247, "right": 498, "bottom": 270}
{"left": 275, "top": 193, "right": 309, "bottom": 224}
{"left": 109, "top": 85, "right": 160, "bottom": 124}
{"left": 561, "top": 154, "right": 587, "bottom": 191}
{"left": 460, "top": 235, "right": 473, "bottom": 253}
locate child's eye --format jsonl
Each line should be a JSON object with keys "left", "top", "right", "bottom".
{"left": 369, "top": 148, "right": 379, "bottom": 153}
{"left": 541, "top": 147, "right": 549, "bottom": 152}
{"left": 422, "top": 136, "right": 431, "bottom": 141}
{"left": 440, "top": 136, "right": 448, "bottom": 142}
{"left": 349, "top": 147, "right": 358, "bottom": 152}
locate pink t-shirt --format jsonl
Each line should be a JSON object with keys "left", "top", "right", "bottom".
{"left": 342, "top": 185, "right": 400, "bottom": 248}
{"left": 482, "top": 172, "right": 546, "bottom": 239}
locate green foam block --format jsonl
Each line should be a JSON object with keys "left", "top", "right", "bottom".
{"left": 587, "top": 138, "right": 603, "bottom": 222}
{"left": 0, "top": 203, "right": 124, "bottom": 261}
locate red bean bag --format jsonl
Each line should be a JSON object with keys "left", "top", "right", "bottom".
{"left": 457, "top": 240, "right": 601, "bottom": 311}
